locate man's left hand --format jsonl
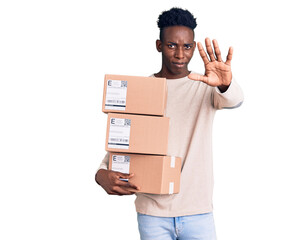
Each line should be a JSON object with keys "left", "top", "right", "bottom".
{"left": 188, "top": 38, "right": 233, "bottom": 92}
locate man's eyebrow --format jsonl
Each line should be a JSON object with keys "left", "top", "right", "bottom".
{"left": 167, "top": 42, "right": 194, "bottom": 46}
{"left": 167, "top": 41, "right": 177, "bottom": 45}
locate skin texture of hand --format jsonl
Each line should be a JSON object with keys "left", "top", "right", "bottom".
{"left": 95, "top": 169, "right": 140, "bottom": 195}
{"left": 188, "top": 38, "right": 233, "bottom": 93}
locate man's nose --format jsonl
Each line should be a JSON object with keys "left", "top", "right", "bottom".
{"left": 175, "top": 47, "right": 184, "bottom": 59}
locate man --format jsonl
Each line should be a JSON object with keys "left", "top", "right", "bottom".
{"left": 95, "top": 7, "right": 243, "bottom": 240}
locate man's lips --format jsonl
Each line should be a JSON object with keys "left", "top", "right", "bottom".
{"left": 172, "top": 62, "right": 186, "bottom": 67}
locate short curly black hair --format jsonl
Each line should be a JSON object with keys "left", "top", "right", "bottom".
{"left": 157, "top": 7, "right": 197, "bottom": 40}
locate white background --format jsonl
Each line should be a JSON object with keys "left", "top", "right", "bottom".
{"left": 1, "top": 0, "right": 293, "bottom": 239}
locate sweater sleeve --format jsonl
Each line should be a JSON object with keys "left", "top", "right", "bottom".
{"left": 97, "top": 152, "right": 110, "bottom": 170}
{"left": 212, "top": 77, "right": 244, "bottom": 110}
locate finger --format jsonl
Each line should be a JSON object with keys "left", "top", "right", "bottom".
{"left": 205, "top": 38, "right": 216, "bottom": 61}
{"left": 115, "top": 173, "right": 140, "bottom": 190}
{"left": 225, "top": 47, "right": 233, "bottom": 66}
{"left": 126, "top": 181, "right": 140, "bottom": 190}
{"left": 107, "top": 184, "right": 136, "bottom": 195}
{"left": 111, "top": 186, "right": 135, "bottom": 195}
{"left": 104, "top": 186, "right": 121, "bottom": 195}
{"left": 197, "top": 42, "right": 210, "bottom": 65}
{"left": 212, "top": 39, "right": 223, "bottom": 62}
{"left": 117, "top": 172, "right": 134, "bottom": 179}
{"left": 115, "top": 177, "right": 140, "bottom": 190}
{"left": 107, "top": 190, "right": 118, "bottom": 195}
{"left": 188, "top": 73, "right": 209, "bottom": 85}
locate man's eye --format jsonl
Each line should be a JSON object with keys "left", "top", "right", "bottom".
{"left": 185, "top": 45, "right": 192, "bottom": 49}
{"left": 168, "top": 44, "right": 175, "bottom": 48}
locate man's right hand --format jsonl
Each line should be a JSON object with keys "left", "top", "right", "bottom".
{"left": 95, "top": 169, "right": 140, "bottom": 195}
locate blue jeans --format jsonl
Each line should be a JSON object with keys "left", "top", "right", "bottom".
{"left": 137, "top": 212, "right": 217, "bottom": 240}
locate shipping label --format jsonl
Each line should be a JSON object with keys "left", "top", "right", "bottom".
{"left": 108, "top": 118, "right": 131, "bottom": 149}
{"left": 105, "top": 79, "right": 127, "bottom": 110}
{"left": 111, "top": 155, "right": 130, "bottom": 181}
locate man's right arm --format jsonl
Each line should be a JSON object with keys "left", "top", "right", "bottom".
{"left": 95, "top": 152, "right": 140, "bottom": 195}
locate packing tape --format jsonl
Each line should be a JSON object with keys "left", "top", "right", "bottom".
{"left": 170, "top": 156, "right": 175, "bottom": 168}
{"left": 169, "top": 182, "right": 174, "bottom": 194}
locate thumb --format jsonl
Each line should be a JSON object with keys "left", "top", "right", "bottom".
{"left": 117, "top": 172, "right": 134, "bottom": 179}
{"left": 188, "top": 73, "right": 208, "bottom": 84}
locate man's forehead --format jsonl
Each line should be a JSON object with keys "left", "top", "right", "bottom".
{"left": 162, "top": 25, "right": 194, "bottom": 41}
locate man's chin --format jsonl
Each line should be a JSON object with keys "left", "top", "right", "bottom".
{"left": 170, "top": 68, "right": 189, "bottom": 77}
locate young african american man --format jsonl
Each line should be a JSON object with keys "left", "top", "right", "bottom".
{"left": 95, "top": 7, "right": 244, "bottom": 240}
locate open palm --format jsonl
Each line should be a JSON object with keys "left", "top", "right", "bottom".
{"left": 189, "top": 38, "right": 233, "bottom": 90}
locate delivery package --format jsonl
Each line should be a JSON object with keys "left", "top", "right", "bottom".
{"left": 108, "top": 152, "right": 181, "bottom": 194}
{"left": 102, "top": 74, "right": 167, "bottom": 116}
{"left": 105, "top": 113, "right": 169, "bottom": 155}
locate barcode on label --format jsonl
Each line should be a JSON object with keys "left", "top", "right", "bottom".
{"left": 106, "top": 100, "right": 126, "bottom": 104}
{"left": 112, "top": 155, "right": 130, "bottom": 163}
{"left": 110, "top": 138, "right": 129, "bottom": 142}
{"left": 124, "top": 119, "right": 131, "bottom": 126}
{"left": 107, "top": 80, "right": 127, "bottom": 87}
{"left": 110, "top": 118, "right": 131, "bottom": 126}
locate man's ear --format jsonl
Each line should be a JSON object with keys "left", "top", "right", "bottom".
{"left": 156, "top": 40, "right": 162, "bottom": 52}
{"left": 193, "top": 41, "right": 196, "bottom": 51}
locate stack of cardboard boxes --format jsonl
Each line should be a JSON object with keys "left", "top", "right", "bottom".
{"left": 102, "top": 74, "right": 181, "bottom": 194}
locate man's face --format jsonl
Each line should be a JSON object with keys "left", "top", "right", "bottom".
{"left": 156, "top": 26, "right": 196, "bottom": 79}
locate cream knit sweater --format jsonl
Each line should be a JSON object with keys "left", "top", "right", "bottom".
{"left": 98, "top": 73, "right": 244, "bottom": 217}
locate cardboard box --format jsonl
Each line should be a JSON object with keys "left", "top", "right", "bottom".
{"left": 105, "top": 113, "right": 169, "bottom": 155}
{"left": 108, "top": 152, "right": 181, "bottom": 194}
{"left": 102, "top": 74, "right": 167, "bottom": 116}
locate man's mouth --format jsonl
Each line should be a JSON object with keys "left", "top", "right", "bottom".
{"left": 172, "top": 62, "right": 186, "bottom": 68}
